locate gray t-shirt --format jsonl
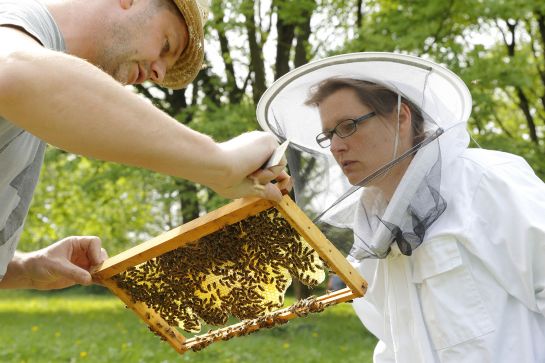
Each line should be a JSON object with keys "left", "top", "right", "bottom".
{"left": 0, "top": 0, "right": 65, "bottom": 278}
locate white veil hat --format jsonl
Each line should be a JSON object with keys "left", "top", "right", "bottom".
{"left": 257, "top": 52, "right": 472, "bottom": 259}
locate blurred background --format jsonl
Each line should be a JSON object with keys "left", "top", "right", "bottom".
{"left": 3, "top": 0, "right": 545, "bottom": 361}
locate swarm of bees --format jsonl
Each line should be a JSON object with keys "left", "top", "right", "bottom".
{"left": 112, "top": 207, "right": 326, "bottom": 333}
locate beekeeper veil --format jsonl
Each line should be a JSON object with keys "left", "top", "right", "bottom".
{"left": 257, "top": 53, "right": 471, "bottom": 261}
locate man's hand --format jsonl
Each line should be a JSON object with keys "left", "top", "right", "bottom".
{"left": 0, "top": 236, "right": 108, "bottom": 290}
{"left": 212, "top": 132, "right": 293, "bottom": 201}
{"left": 247, "top": 164, "right": 292, "bottom": 201}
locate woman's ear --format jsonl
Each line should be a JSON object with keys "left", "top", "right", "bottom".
{"left": 399, "top": 102, "right": 412, "bottom": 130}
{"left": 398, "top": 102, "right": 415, "bottom": 148}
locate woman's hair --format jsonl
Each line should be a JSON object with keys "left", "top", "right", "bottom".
{"left": 305, "top": 78, "right": 426, "bottom": 146}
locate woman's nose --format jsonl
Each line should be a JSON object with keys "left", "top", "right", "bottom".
{"left": 330, "top": 134, "right": 347, "bottom": 153}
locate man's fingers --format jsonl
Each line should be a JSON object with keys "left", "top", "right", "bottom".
{"left": 273, "top": 170, "right": 292, "bottom": 194}
{"left": 245, "top": 169, "right": 292, "bottom": 201}
{"left": 249, "top": 169, "right": 275, "bottom": 185}
{"left": 100, "top": 248, "right": 108, "bottom": 261}
{"left": 243, "top": 177, "right": 282, "bottom": 202}
{"left": 268, "top": 165, "right": 285, "bottom": 175}
{"left": 80, "top": 236, "right": 106, "bottom": 266}
{"left": 274, "top": 170, "right": 290, "bottom": 182}
{"left": 51, "top": 261, "right": 93, "bottom": 286}
{"left": 262, "top": 182, "right": 283, "bottom": 202}
{"left": 276, "top": 173, "right": 293, "bottom": 193}
{"left": 249, "top": 164, "right": 287, "bottom": 185}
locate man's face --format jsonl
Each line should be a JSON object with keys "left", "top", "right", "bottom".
{"left": 97, "top": 1, "right": 189, "bottom": 85}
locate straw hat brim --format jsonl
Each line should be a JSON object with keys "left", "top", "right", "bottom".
{"left": 158, "top": 0, "right": 204, "bottom": 90}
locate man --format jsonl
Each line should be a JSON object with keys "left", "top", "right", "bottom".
{"left": 0, "top": 0, "right": 290, "bottom": 290}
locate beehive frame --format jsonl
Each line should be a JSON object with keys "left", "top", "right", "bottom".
{"left": 92, "top": 195, "right": 367, "bottom": 353}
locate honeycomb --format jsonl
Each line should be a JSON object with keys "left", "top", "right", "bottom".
{"left": 112, "top": 207, "right": 325, "bottom": 333}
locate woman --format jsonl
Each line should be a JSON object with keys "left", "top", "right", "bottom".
{"left": 257, "top": 53, "right": 545, "bottom": 362}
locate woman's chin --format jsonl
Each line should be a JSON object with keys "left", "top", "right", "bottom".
{"left": 345, "top": 172, "right": 364, "bottom": 186}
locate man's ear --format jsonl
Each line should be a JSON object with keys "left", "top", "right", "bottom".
{"left": 119, "top": 0, "right": 134, "bottom": 10}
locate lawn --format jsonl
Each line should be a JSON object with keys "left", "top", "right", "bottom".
{"left": 0, "top": 289, "right": 377, "bottom": 363}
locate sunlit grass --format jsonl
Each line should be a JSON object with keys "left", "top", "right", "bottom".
{"left": 0, "top": 289, "right": 376, "bottom": 363}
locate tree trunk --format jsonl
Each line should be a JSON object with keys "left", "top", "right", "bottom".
{"left": 516, "top": 87, "right": 538, "bottom": 143}
{"left": 274, "top": 11, "right": 295, "bottom": 80}
{"left": 501, "top": 19, "right": 539, "bottom": 143}
{"left": 294, "top": 1, "right": 314, "bottom": 68}
{"left": 176, "top": 179, "right": 200, "bottom": 223}
{"left": 212, "top": 0, "right": 244, "bottom": 104}
{"left": 197, "top": 65, "right": 222, "bottom": 108}
{"left": 356, "top": 0, "right": 363, "bottom": 29}
{"left": 534, "top": 10, "right": 545, "bottom": 114}
{"left": 244, "top": 0, "right": 267, "bottom": 104}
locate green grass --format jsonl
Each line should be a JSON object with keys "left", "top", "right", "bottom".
{"left": 0, "top": 289, "right": 377, "bottom": 363}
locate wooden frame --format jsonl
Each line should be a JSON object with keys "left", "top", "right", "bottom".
{"left": 92, "top": 195, "right": 367, "bottom": 354}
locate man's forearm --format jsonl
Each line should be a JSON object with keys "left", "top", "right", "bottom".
{"left": 0, "top": 48, "right": 232, "bottom": 186}
{"left": 0, "top": 252, "right": 29, "bottom": 289}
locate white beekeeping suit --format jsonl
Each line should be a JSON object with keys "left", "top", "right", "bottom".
{"left": 257, "top": 52, "right": 545, "bottom": 362}
{"left": 353, "top": 144, "right": 545, "bottom": 362}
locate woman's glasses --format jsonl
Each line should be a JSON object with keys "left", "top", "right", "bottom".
{"left": 316, "top": 111, "right": 376, "bottom": 148}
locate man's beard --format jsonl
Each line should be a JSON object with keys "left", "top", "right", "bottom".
{"left": 95, "top": 28, "right": 137, "bottom": 84}
{"left": 111, "top": 62, "right": 133, "bottom": 85}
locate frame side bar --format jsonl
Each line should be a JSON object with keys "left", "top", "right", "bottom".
{"left": 274, "top": 195, "right": 367, "bottom": 296}
{"left": 101, "top": 279, "right": 188, "bottom": 354}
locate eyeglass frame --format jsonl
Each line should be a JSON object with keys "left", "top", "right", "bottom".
{"left": 315, "top": 111, "right": 377, "bottom": 148}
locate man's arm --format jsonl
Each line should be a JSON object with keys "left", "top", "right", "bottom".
{"left": 0, "top": 237, "right": 107, "bottom": 290}
{"left": 0, "top": 27, "right": 287, "bottom": 199}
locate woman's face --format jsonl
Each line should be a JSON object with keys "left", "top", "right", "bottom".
{"left": 318, "top": 88, "right": 412, "bottom": 194}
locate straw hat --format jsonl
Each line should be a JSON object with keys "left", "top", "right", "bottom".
{"left": 158, "top": 0, "right": 209, "bottom": 89}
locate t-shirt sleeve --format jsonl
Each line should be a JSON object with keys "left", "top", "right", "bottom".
{"left": 0, "top": 0, "right": 65, "bottom": 51}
